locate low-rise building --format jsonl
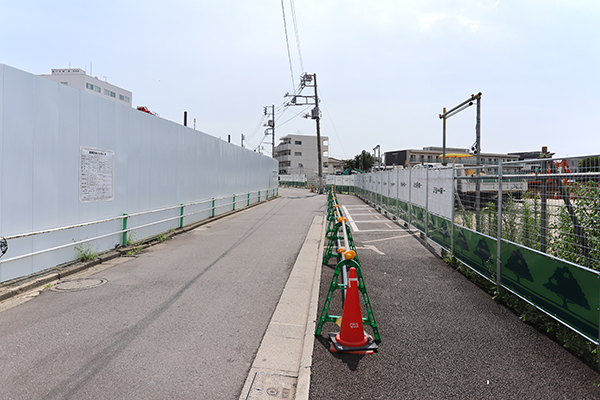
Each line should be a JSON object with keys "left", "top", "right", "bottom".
{"left": 275, "top": 133, "right": 329, "bottom": 175}
{"left": 384, "top": 146, "right": 520, "bottom": 167}
{"left": 325, "top": 157, "right": 345, "bottom": 175}
{"left": 39, "top": 68, "right": 132, "bottom": 107}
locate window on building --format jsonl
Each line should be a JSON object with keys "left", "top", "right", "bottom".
{"left": 60, "top": 82, "right": 68, "bottom": 86}
{"left": 295, "top": 140, "right": 302, "bottom": 145}
{"left": 104, "top": 89, "right": 116, "bottom": 98}
{"left": 119, "top": 94, "right": 130, "bottom": 103}
{"left": 86, "top": 83, "right": 101, "bottom": 93}
{"left": 295, "top": 152, "right": 302, "bottom": 156}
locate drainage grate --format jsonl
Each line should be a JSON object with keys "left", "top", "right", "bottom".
{"left": 51, "top": 278, "right": 107, "bottom": 292}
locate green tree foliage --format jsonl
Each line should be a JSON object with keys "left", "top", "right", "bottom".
{"left": 578, "top": 156, "right": 600, "bottom": 173}
{"left": 344, "top": 150, "right": 374, "bottom": 172}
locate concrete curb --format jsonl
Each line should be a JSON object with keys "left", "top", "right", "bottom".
{"left": 295, "top": 215, "right": 326, "bottom": 400}
{"left": 238, "top": 214, "right": 325, "bottom": 400}
{"left": 0, "top": 196, "right": 280, "bottom": 304}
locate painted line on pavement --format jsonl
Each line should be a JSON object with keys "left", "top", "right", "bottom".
{"left": 363, "top": 233, "right": 413, "bottom": 243}
{"left": 341, "top": 205, "right": 359, "bottom": 232}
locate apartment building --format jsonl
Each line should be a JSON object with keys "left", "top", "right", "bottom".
{"left": 39, "top": 68, "right": 132, "bottom": 107}
{"left": 274, "top": 134, "right": 329, "bottom": 175}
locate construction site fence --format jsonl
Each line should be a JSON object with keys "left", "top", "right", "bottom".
{"left": 0, "top": 188, "right": 277, "bottom": 283}
{"left": 326, "top": 155, "right": 600, "bottom": 346}
{"left": 278, "top": 174, "right": 307, "bottom": 188}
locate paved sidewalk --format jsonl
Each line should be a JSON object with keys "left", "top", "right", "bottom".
{"left": 0, "top": 188, "right": 326, "bottom": 400}
{"left": 309, "top": 194, "right": 600, "bottom": 400}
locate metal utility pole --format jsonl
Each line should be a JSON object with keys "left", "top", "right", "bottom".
{"left": 313, "top": 74, "right": 323, "bottom": 193}
{"left": 264, "top": 105, "right": 275, "bottom": 157}
{"left": 442, "top": 107, "right": 447, "bottom": 165}
{"left": 284, "top": 73, "right": 323, "bottom": 193}
{"left": 373, "top": 145, "right": 381, "bottom": 170}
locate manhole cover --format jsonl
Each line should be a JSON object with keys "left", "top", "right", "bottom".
{"left": 51, "top": 278, "right": 107, "bottom": 292}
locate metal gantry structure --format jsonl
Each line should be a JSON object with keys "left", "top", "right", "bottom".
{"left": 439, "top": 92, "right": 482, "bottom": 228}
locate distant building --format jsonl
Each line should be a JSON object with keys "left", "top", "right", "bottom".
{"left": 39, "top": 68, "right": 132, "bottom": 107}
{"left": 509, "top": 151, "right": 586, "bottom": 173}
{"left": 274, "top": 134, "right": 329, "bottom": 175}
{"left": 325, "top": 156, "right": 345, "bottom": 175}
{"left": 384, "top": 146, "right": 520, "bottom": 167}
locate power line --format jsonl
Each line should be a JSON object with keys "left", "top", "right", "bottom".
{"left": 277, "top": 105, "right": 311, "bottom": 127}
{"left": 289, "top": 0, "right": 304, "bottom": 73}
{"left": 245, "top": 114, "right": 268, "bottom": 143}
{"left": 318, "top": 89, "right": 347, "bottom": 159}
{"left": 280, "top": 0, "right": 295, "bottom": 89}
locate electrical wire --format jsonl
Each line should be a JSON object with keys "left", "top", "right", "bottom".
{"left": 289, "top": 0, "right": 304, "bottom": 74}
{"left": 281, "top": 0, "right": 295, "bottom": 89}
{"left": 245, "top": 114, "right": 268, "bottom": 143}
{"left": 277, "top": 106, "right": 311, "bottom": 127}
{"left": 318, "top": 89, "right": 348, "bottom": 159}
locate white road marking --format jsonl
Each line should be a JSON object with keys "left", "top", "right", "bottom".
{"left": 356, "top": 245, "right": 385, "bottom": 255}
{"left": 341, "top": 205, "right": 359, "bottom": 231}
{"left": 353, "top": 229, "right": 407, "bottom": 233}
{"left": 363, "top": 234, "right": 412, "bottom": 243}
{"left": 350, "top": 220, "right": 396, "bottom": 223}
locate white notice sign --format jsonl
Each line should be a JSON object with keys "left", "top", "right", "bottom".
{"left": 79, "top": 147, "right": 114, "bottom": 202}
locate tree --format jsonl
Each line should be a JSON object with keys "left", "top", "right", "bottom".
{"left": 578, "top": 156, "right": 600, "bottom": 173}
{"left": 344, "top": 150, "right": 374, "bottom": 172}
{"left": 578, "top": 156, "right": 600, "bottom": 182}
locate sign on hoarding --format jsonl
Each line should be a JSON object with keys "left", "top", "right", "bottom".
{"left": 79, "top": 146, "right": 115, "bottom": 203}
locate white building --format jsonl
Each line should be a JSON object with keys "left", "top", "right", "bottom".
{"left": 39, "top": 68, "right": 132, "bottom": 107}
{"left": 275, "top": 134, "right": 329, "bottom": 175}
{"left": 324, "top": 156, "right": 345, "bottom": 175}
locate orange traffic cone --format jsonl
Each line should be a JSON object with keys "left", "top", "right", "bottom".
{"left": 329, "top": 267, "right": 378, "bottom": 354}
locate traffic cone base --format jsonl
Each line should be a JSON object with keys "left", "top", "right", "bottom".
{"left": 336, "top": 331, "right": 368, "bottom": 348}
{"left": 328, "top": 332, "right": 378, "bottom": 354}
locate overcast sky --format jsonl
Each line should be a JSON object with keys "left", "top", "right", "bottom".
{"left": 2, "top": 0, "right": 599, "bottom": 160}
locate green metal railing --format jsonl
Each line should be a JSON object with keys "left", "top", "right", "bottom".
{"left": 0, "top": 188, "right": 279, "bottom": 271}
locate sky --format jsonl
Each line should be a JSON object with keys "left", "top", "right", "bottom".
{"left": 1, "top": 0, "right": 599, "bottom": 160}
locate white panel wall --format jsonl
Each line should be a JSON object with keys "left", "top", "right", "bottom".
{"left": 427, "top": 167, "right": 453, "bottom": 219}
{"left": 410, "top": 167, "right": 427, "bottom": 208}
{"left": 0, "top": 65, "right": 277, "bottom": 282}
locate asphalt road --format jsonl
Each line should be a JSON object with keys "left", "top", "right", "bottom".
{"left": 0, "top": 188, "right": 326, "bottom": 400}
{"left": 309, "top": 194, "right": 600, "bottom": 400}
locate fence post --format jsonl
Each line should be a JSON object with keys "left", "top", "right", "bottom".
{"left": 247, "top": 192, "right": 250, "bottom": 206}
{"left": 496, "top": 162, "right": 503, "bottom": 289}
{"left": 258, "top": 191, "right": 261, "bottom": 202}
{"left": 211, "top": 198, "right": 215, "bottom": 217}
{"left": 451, "top": 165, "right": 455, "bottom": 256}
{"left": 386, "top": 171, "right": 389, "bottom": 211}
{"left": 425, "top": 167, "right": 429, "bottom": 241}
{"left": 122, "top": 213, "right": 128, "bottom": 247}
{"left": 409, "top": 167, "right": 413, "bottom": 227}
{"left": 233, "top": 194, "right": 236, "bottom": 211}
{"left": 179, "top": 203, "right": 184, "bottom": 228}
